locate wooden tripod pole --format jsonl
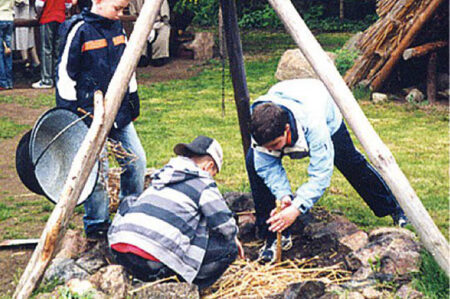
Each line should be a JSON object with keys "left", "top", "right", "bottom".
{"left": 13, "top": 0, "right": 165, "bottom": 297}
{"left": 267, "top": 0, "right": 450, "bottom": 276}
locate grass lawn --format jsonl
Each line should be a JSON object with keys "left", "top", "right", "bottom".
{"left": 1, "top": 30, "right": 448, "bottom": 297}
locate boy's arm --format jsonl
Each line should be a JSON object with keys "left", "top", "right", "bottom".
{"left": 199, "top": 183, "right": 237, "bottom": 240}
{"left": 291, "top": 122, "right": 334, "bottom": 213}
{"left": 253, "top": 149, "right": 293, "bottom": 200}
{"left": 56, "top": 22, "right": 83, "bottom": 107}
{"left": 34, "top": 0, "right": 45, "bottom": 17}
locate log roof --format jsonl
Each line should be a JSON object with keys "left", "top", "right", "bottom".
{"left": 344, "top": 0, "right": 448, "bottom": 91}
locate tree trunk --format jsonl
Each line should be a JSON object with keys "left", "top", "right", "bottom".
{"left": 267, "top": 0, "right": 450, "bottom": 276}
{"left": 339, "top": 0, "right": 344, "bottom": 21}
{"left": 13, "top": 0, "right": 165, "bottom": 297}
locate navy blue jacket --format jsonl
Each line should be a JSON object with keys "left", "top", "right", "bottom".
{"left": 55, "top": 10, "right": 139, "bottom": 129}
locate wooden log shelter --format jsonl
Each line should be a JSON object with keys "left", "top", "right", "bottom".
{"left": 14, "top": 0, "right": 449, "bottom": 297}
{"left": 344, "top": 0, "right": 448, "bottom": 95}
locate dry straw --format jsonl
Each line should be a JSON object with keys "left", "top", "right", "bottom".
{"left": 203, "top": 257, "right": 351, "bottom": 299}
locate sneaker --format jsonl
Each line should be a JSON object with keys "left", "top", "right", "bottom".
{"left": 32, "top": 80, "right": 53, "bottom": 89}
{"left": 258, "top": 233, "right": 293, "bottom": 263}
{"left": 391, "top": 210, "right": 408, "bottom": 228}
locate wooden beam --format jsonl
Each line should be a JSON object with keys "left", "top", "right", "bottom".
{"left": 13, "top": 1, "right": 165, "bottom": 297}
{"left": 220, "top": 0, "right": 251, "bottom": 156}
{"left": 268, "top": 0, "right": 450, "bottom": 276}
{"left": 403, "top": 41, "right": 448, "bottom": 60}
{"left": 0, "top": 239, "right": 39, "bottom": 248}
{"left": 370, "top": 0, "right": 445, "bottom": 90}
{"left": 427, "top": 52, "right": 437, "bottom": 104}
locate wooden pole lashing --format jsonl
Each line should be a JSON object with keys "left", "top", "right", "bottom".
{"left": 13, "top": 0, "right": 165, "bottom": 297}
{"left": 267, "top": 0, "right": 450, "bottom": 276}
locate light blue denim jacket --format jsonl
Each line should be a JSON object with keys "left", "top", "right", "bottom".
{"left": 251, "top": 79, "right": 343, "bottom": 213}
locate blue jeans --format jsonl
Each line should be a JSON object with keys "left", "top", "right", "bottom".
{"left": 0, "top": 21, "right": 13, "bottom": 89}
{"left": 246, "top": 121, "right": 400, "bottom": 240}
{"left": 84, "top": 122, "right": 146, "bottom": 234}
{"left": 39, "top": 22, "right": 61, "bottom": 85}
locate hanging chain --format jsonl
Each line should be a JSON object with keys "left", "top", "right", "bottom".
{"left": 220, "top": 7, "right": 226, "bottom": 118}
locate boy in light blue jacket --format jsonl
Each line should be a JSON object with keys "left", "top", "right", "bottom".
{"left": 246, "top": 79, "right": 407, "bottom": 263}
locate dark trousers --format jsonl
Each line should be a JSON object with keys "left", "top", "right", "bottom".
{"left": 111, "top": 233, "right": 237, "bottom": 290}
{"left": 40, "top": 21, "right": 61, "bottom": 85}
{"left": 246, "top": 121, "right": 400, "bottom": 240}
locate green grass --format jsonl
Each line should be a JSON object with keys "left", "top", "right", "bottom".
{"left": 0, "top": 117, "right": 30, "bottom": 140}
{"left": 0, "top": 94, "right": 53, "bottom": 109}
{"left": 413, "top": 250, "right": 449, "bottom": 298}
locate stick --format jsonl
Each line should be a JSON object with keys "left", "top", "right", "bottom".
{"left": 403, "top": 41, "right": 448, "bottom": 60}
{"left": 0, "top": 239, "right": 39, "bottom": 248}
{"left": 13, "top": 0, "right": 165, "bottom": 297}
{"left": 276, "top": 201, "right": 282, "bottom": 263}
{"left": 267, "top": 0, "right": 450, "bottom": 276}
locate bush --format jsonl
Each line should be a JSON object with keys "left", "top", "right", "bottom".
{"left": 239, "top": 5, "right": 282, "bottom": 29}
{"left": 334, "top": 49, "right": 359, "bottom": 75}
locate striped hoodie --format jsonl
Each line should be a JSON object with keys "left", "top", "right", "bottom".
{"left": 108, "top": 156, "right": 238, "bottom": 283}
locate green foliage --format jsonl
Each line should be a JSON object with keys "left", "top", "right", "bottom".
{"left": 32, "top": 277, "right": 64, "bottom": 297}
{"left": 171, "top": 1, "right": 377, "bottom": 32}
{"left": 57, "top": 286, "right": 95, "bottom": 299}
{"left": 334, "top": 49, "right": 359, "bottom": 75}
{"left": 352, "top": 85, "right": 371, "bottom": 101}
{"left": 305, "top": 15, "right": 378, "bottom": 33}
{"left": 239, "top": 5, "right": 282, "bottom": 29}
{"left": 413, "top": 250, "right": 449, "bottom": 298}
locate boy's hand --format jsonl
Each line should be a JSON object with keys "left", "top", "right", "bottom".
{"left": 267, "top": 205, "right": 300, "bottom": 232}
{"left": 269, "top": 195, "right": 292, "bottom": 218}
{"left": 235, "top": 237, "right": 245, "bottom": 259}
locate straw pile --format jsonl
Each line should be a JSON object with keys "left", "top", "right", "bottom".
{"left": 203, "top": 257, "right": 351, "bottom": 298}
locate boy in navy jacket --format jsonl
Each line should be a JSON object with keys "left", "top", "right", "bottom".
{"left": 55, "top": 0, "right": 146, "bottom": 238}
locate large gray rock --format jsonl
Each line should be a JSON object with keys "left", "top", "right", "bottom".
{"left": 283, "top": 281, "right": 325, "bottom": 299}
{"left": 275, "top": 49, "right": 337, "bottom": 81}
{"left": 130, "top": 282, "right": 199, "bottom": 299}
{"left": 66, "top": 278, "right": 107, "bottom": 299}
{"left": 395, "top": 284, "right": 424, "bottom": 299}
{"left": 345, "top": 227, "right": 421, "bottom": 279}
{"left": 44, "top": 258, "right": 89, "bottom": 283}
{"left": 76, "top": 246, "right": 108, "bottom": 274}
{"left": 89, "top": 265, "right": 129, "bottom": 299}
{"left": 55, "top": 229, "right": 87, "bottom": 259}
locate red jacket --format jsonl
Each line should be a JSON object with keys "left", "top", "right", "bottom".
{"left": 36, "top": 0, "right": 71, "bottom": 24}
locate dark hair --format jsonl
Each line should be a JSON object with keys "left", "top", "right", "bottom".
{"left": 250, "top": 103, "right": 289, "bottom": 145}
